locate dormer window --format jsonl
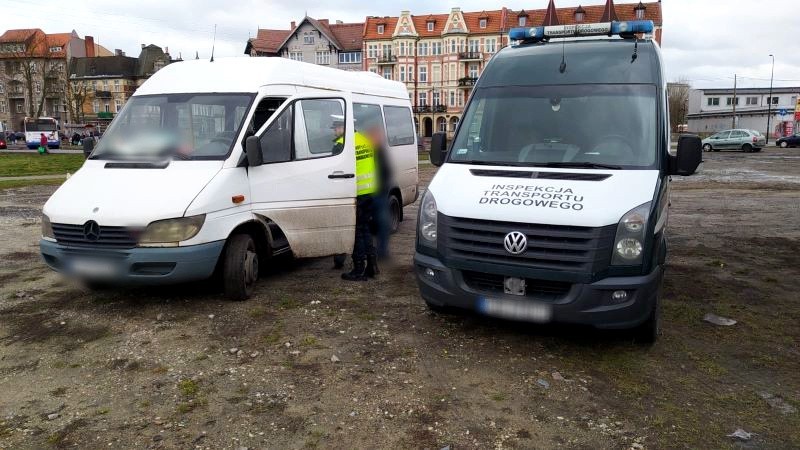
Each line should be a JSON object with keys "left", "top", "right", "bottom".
{"left": 427, "top": 21, "right": 434, "bottom": 31}
{"left": 48, "top": 46, "right": 63, "bottom": 53}
{"left": 574, "top": 6, "right": 586, "bottom": 23}
{"left": 519, "top": 16, "right": 526, "bottom": 26}
{"left": 634, "top": 2, "right": 647, "bottom": 20}
{"left": 377, "top": 24, "right": 385, "bottom": 34}
{"left": 479, "top": 18, "right": 487, "bottom": 29}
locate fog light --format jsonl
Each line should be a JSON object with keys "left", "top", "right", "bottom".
{"left": 611, "top": 290, "right": 628, "bottom": 303}
{"left": 424, "top": 268, "right": 436, "bottom": 279}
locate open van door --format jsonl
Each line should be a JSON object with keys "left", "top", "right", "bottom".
{"left": 246, "top": 93, "right": 356, "bottom": 258}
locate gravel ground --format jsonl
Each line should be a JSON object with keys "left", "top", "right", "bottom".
{"left": 0, "top": 149, "right": 798, "bottom": 449}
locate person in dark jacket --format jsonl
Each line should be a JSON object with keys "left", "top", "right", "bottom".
{"left": 365, "top": 124, "right": 393, "bottom": 260}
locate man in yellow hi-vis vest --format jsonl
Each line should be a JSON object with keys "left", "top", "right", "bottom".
{"left": 331, "top": 117, "right": 379, "bottom": 281}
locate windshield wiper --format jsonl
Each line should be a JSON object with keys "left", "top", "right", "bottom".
{"left": 449, "top": 160, "right": 520, "bottom": 166}
{"left": 534, "top": 161, "right": 622, "bottom": 170}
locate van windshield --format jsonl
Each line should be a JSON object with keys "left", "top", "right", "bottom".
{"left": 449, "top": 84, "right": 658, "bottom": 169}
{"left": 91, "top": 93, "right": 253, "bottom": 160}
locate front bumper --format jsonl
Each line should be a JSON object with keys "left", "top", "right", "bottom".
{"left": 40, "top": 239, "right": 225, "bottom": 286}
{"left": 414, "top": 252, "right": 663, "bottom": 330}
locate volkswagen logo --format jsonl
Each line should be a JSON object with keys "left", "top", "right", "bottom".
{"left": 83, "top": 220, "right": 101, "bottom": 241}
{"left": 504, "top": 231, "right": 527, "bottom": 255}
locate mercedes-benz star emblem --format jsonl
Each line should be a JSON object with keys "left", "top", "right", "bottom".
{"left": 83, "top": 220, "right": 101, "bottom": 241}
{"left": 504, "top": 231, "right": 527, "bottom": 255}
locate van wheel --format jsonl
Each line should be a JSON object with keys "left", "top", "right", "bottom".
{"left": 424, "top": 298, "right": 457, "bottom": 315}
{"left": 633, "top": 297, "right": 660, "bottom": 345}
{"left": 741, "top": 144, "right": 753, "bottom": 152}
{"left": 702, "top": 144, "right": 712, "bottom": 152}
{"left": 223, "top": 234, "right": 259, "bottom": 301}
{"left": 389, "top": 195, "right": 402, "bottom": 234}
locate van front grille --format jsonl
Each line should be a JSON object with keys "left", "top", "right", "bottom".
{"left": 52, "top": 223, "right": 139, "bottom": 249}
{"left": 461, "top": 270, "right": 572, "bottom": 300}
{"left": 439, "top": 215, "right": 615, "bottom": 275}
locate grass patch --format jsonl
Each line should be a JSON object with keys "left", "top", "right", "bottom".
{"left": 0, "top": 177, "right": 64, "bottom": 190}
{"left": 178, "top": 378, "right": 199, "bottom": 397}
{"left": 248, "top": 306, "right": 268, "bottom": 318}
{"left": 300, "top": 335, "right": 318, "bottom": 347}
{"left": 94, "top": 407, "right": 110, "bottom": 416}
{"left": 0, "top": 153, "right": 85, "bottom": 177}
{"left": 277, "top": 297, "right": 299, "bottom": 310}
{"left": 490, "top": 392, "right": 507, "bottom": 402}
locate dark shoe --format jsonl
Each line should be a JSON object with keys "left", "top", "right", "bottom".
{"left": 365, "top": 255, "right": 380, "bottom": 278}
{"left": 342, "top": 260, "right": 368, "bottom": 281}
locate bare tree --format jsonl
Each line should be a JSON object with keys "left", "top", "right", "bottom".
{"left": 668, "top": 78, "right": 691, "bottom": 132}
{"left": 66, "top": 78, "right": 89, "bottom": 124}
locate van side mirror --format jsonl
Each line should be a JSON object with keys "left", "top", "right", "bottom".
{"left": 670, "top": 134, "right": 702, "bottom": 176}
{"left": 245, "top": 135, "right": 264, "bottom": 167}
{"left": 430, "top": 132, "right": 447, "bottom": 167}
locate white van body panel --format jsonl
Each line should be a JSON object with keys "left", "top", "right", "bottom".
{"left": 428, "top": 164, "right": 659, "bottom": 227}
{"left": 43, "top": 160, "right": 222, "bottom": 227}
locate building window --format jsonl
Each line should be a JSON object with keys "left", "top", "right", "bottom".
{"left": 17, "top": 102, "right": 24, "bottom": 113}
{"left": 433, "top": 91, "right": 440, "bottom": 106}
{"left": 338, "top": 52, "right": 362, "bottom": 64}
{"left": 432, "top": 65, "right": 441, "bottom": 82}
{"left": 746, "top": 96, "right": 758, "bottom": 105}
{"left": 726, "top": 97, "right": 739, "bottom": 106}
{"left": 34, "top": 81, "right": 41, "bottom": 93}
{"left": 769, "top": 96, "right": 779, "bottom": 105}
{"left": 377, "top": 24, "right": 385, "bottom": 34}
{"left": 114, "top": 80, "right": 120, "bottom": 91}
{"left": 575, "top": 11, "right": 585, "bottom": 22}
{"left": 485, "top": 38, "right": 496, "bottom": 53}
{"left": 0, "top": 100, "right": 6, "bottom": 113}
{"left": 382, "top": 66, "right": 392, "bottom": 80}
{"left": 519, "top": 16, "right": 526, "bottom": 26}
{"left": 635, "top": 8, "right": 646, "bottom": 20}
{"left": 382, "top": 44, "right": 392, "bottom": 57}
{"left": 315, "top": 51, "right": 331, "bottom": 65}
{"left": 479, "top": 19, "right": 487, "bottom": 29}
{"left": 427, "top": 21, "right": 434, "bottom": 32}
{"left": 418, "top": 92, "right": 427, "bottom": 106}
{"left": 367, "top": 44, "right": 378, "bottom": 58}
{"left": 399, "top": 65, "right": 405, "bottom": 82}
{"left": 707, "top": 97, "right": 720, "bottom": 106}
{"left": 104, "top": 103, "right": 110, "bottom": 113}
{"left": 468, "top": 63, "right": 479, "bottom": 78}
{"left": 115, "top": 100, "right": 122, "bottom": 112}
{"left": 450, "top": 117, "right": 459, "bottom": 132}
{"left": 93, "top": 100, "right": 99, "bottom": 113}
{"left": 418, "top": 42, "right": 429, "bottom": 56}
{"left": 437, "top": 117, "right": 447, "bottom": 133}
{"left": 303, "top": 32, "right": 315, "bottom": 44}
{"left": 289, "top": 52, "right": 303, "bottom": 61}
{"left": 0, "top": 83, "right": 4, "bottom": 94}
{"left": 49, "top": 46, "right": 63, "bottom": 53}
{"left": 419, "top": 66, "right": 427, "bottom": 83}
{"left": 468, "top": 39, "right": 480, "bottom": 53}
{"left": 431, "top": 42, "right": 442, "bottom": 55}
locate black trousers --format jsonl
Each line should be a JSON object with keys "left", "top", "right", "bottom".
{"left": 352, "top": 195, "right": 375, "bottom": 262}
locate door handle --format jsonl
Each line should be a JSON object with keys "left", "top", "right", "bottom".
{"left": 328, "top": 172, "right": 355, "bottom": 179}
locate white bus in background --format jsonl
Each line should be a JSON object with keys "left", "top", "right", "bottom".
{"left": 24, "top": 116, "right": 60, "bottom": 149}
{"left": 40, "top": 57, "right": 418, "bottom": 300}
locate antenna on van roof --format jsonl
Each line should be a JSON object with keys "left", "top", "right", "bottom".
{"left": 559, "top": 38, "right": 566, "bottom": 73}
{"left": 210, "top": 24, "right": 217, "bottom": 62}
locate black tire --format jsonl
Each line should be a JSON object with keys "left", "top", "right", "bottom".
{"left": 702, "top": 143, "right": 712, "bottom": 152}
{"left": 754, "top": 148, "right": 762, "bottom": 152}
{"left": 222, "top": 234, "right": 259, "bottom": 301}
{"left": 389, "top": 195, "right": 402, "bottom": 234}
{"left": 741, "top": 144, "right": 752, "bottom": 153}
{"left": 632, "top": 298, "right": 660, "bottom": 344}
{"left": 779, "top": 141, "right": 788, "bottom": 148}
{"left": 424, "top": 298, "right": 457, "bottom": 314}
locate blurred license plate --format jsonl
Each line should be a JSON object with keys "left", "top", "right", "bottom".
{"left": 479, "top": 298, "right": 552, "bottom": 323}
{"left": 70, "top": 259, "right": 117, "bottom": 278}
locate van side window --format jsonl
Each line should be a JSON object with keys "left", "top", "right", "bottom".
{"left": 252, "top": 97, "right": 285, "bottom": 132}
{"left": 383, "top": 106, "right": 415, "bottom": 146}
{"left": 294, "top": 99, "right": 345, "bottom": 159}
{"left": 259, "top": 105, "right": 293, "bottom": 163}
{"left": 354, "top": 103, "right": 385, "bottom": 145}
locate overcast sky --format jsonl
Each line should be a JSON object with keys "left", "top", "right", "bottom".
{"left": 5, "top": 0, "right": 799, "bottom": 89}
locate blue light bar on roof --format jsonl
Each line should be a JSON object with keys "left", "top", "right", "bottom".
{"left": 509, "top": 20, "right": 654, "bottom": 43}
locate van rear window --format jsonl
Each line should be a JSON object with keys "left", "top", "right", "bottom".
{"left": 383, "top": 106, "right": 415, "bottom": 147}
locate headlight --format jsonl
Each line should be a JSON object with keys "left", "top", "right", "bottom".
{"left": 139, "top": 215, "right": 205, "bottom": 247}
{"left": 42, "top": 214, "right": 55, "bottom": 240}
{"left": 611, "top": 202, "right": 650, "bottom": 265}
{"left": 418, "top": 190, "right": 437, "bottom": 247}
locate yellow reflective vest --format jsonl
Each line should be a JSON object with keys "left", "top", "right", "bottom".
{"left": 335, "top": 132, "right": 377, "bottom": 196}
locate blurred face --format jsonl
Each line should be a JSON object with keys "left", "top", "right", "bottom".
{"left": 334, "top": 124, "right": 344, "bottom": 136}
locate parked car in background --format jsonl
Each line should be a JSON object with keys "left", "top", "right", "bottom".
{"left": 702, "top": 129, "right": 766, "bottom": 152}
{"left": 776, "top": 133, "right": 800, "bottom": 148}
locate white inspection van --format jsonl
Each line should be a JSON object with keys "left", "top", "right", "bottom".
{"left": 40, "top": 57, "right": 418, "bottom": 300}
{"left": 415, "top": 21, "right": 702, "bottom": 342}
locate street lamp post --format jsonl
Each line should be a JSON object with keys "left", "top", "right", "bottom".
{"left": 766, "top": 54, "right": 775, "bottom": 145}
